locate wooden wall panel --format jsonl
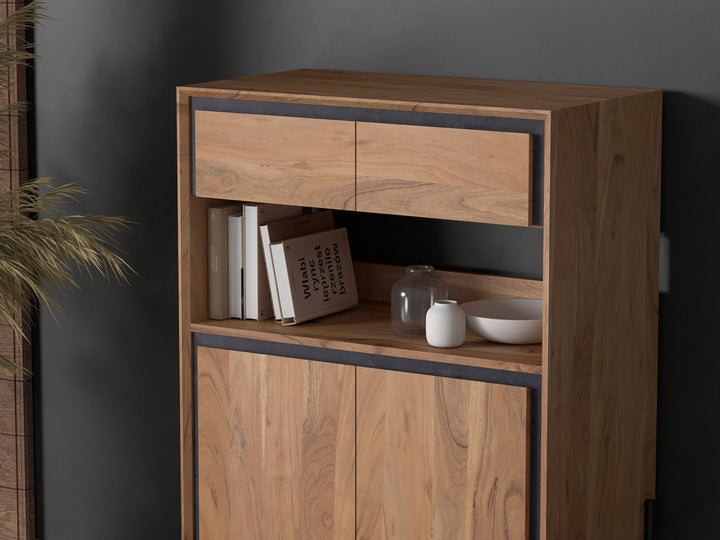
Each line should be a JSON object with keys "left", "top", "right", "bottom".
{"left": 0, "top": 377, "right": 31, "bottom": 437}
{"left": 354, "top": 261, "right": 543, "bottom": 304}
{"left": 0, "top": 3, "right": 37, "bottom": 538}
{"left": 0, "top": 432, "right": 32, "bottom": 490}
{"left": 0, "top": 486, "right": 19, "bottom": 539}
{"left": 0, "top": 329, "right": 33, "bottom": 540}
{"left": 356, "top": 367, "right": 530, "bottom": 539}
{"left": 0, "top": 485, "right": 33, "bottom": 540}
{"left": 0, "top": 434, "right": 18, "bottom": 488}
{"left": 196, "top": 347, "right": 355, "bottom": 539}
{"left": 0, "top": 378, "right": 15, "bottom": 434}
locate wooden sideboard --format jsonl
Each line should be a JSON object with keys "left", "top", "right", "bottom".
{"left": 177, "top": 69, "right": 661, "bottom": 539}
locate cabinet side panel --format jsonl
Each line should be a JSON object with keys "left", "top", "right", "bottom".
{"left": 356, "top": 368, "right": 530, "bottom": 539}
{"left": 587, "top": 92, "right": 661, "bottom": 538}
{"left": 177, "top": 88, "right": 195, "bottom": 540}
{"left": 196, "top": 348, "right": 355, "bottom": 539}
{"left": 543, "top": 103, "right": 599, "bottom": 540}
{"left": 543, "top": 92, "right": 661, "bottom": 539}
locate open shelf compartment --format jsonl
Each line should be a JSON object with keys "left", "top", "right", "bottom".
{"left": 191, "top": 261, "right": 543, "bottom": 374}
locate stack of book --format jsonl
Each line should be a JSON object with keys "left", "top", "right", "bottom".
{"left": 207, "top": 203, "right": 358, "bottom": 325}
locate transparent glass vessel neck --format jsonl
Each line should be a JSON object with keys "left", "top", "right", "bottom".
{"left": 406, "top": 264, "right": 434, "bottom": 274}
{"left": 391, "top": 265, "right": 448, "bottom": 335}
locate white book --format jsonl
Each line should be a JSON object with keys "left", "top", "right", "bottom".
{"left": 243, "top": 203, "right": 304, "bottom": 320}
{"left": 271, "top": 241, "right": 296, "bottom": 321}
{"left": 228, "top": 211, "right": 244, "bottom": 319}
{"left": 260, "top": 210, "right": 335, "bottom": 321}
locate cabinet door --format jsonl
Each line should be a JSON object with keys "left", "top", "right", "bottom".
{"left": 196, "top": 347, "right": 356, "bottom": 539}
{"left": 194, "top": 111, "right": 356, "bottom": 210}
{"left": 356, "top": 122, "right": 533, "bottom": 225}
{"left": 356, "top": 367, "right": 530, "bottom": 539}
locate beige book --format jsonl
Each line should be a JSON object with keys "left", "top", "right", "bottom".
{"left": 260, "top": 210, "right": 335, "bottom": 321}
{"left": 207, "top": 203, "right": 243, "bottom": 320}
{"left": 271, "top": 227, "right": 358, "bottom": 325}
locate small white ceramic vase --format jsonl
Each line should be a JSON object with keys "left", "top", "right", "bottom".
{"left": 425, "top": 300, "right": 466, "bottom": 348}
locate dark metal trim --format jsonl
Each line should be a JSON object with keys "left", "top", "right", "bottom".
{"left": 645, "top": 499, "right": 655, "bottom": 540}
{"left": 192, "top": 336, "right": 199, "bottom": 540}
{"left": 194, "top": 332, "right": 540, "bottom": 387}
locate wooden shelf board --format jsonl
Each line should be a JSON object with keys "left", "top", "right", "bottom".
{"left": 190, "top": 301, "right": 542, "bottom": 375}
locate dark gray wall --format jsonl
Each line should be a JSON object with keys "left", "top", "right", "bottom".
{"left": 33, "top": 0, "right": 720, "bottom": 538}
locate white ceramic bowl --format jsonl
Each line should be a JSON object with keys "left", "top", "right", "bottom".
{"left": 461, "top": 298, "right": 542, "bottom": 344}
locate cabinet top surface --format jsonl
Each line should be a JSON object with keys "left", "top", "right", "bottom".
{"left": 179, "top": 69, "right": 659, "bottom": 114}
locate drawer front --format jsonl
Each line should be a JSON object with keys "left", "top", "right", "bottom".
{"left": 356, "top": 122, "right": 533, "bottom": 225}
{"left": 194, "top": 111, "right": 356, "bottom": 210}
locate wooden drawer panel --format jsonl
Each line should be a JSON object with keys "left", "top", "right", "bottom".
{"left": 356, "top": 367, "right": 530, "bottom": 539}
{"left": 194, "top": 111, "right": 356, "bottom": 210}
{"left": 356, "top": 122, "right": 533, "bottom": 225}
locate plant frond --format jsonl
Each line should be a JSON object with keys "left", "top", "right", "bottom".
{"left": 0, "top": 49, "right": 36, "bottom": 69}
{"left": 0, "top": 178, "right": 136, "bottom": 373}
{"left": 0, "top": 2, "right": 80, "bottom": 376}
{"left": 0, "top": 1, "right": 49, "bottom": 48}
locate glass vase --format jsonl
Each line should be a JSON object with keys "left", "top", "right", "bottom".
{"left": 391, "top": 265, "right": 448, "bottom": 335}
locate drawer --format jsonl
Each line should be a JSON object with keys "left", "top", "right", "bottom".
{"left": 194, "top": 111, "right": 356, "bottom": 210}
{"left": 356, "top": 122, "right": 533, "bottom": 225}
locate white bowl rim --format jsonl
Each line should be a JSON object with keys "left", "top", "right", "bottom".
{"left": 460, "top": 298, "right": 542, "bottom": 322}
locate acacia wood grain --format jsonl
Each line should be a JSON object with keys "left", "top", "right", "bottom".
{"left": 196, "top": 347, "right": 355, "bottom": 539}
{"left": 192, "top": 300, "right": 542, "bottom": 375}
{"left": 357, "top": 122, "right": 532, "bottom": 225}
{"left": 587, "top": 93, "right": 660, "bottom": 539}
{"left": 180, "top": 69, "right": 652, "bottom": 118}
{"left": 356, "top": 367, "right": 530, "bottom": 539}
{"left": 541, "top": 91, "right": 661, "bottom": 539}
{"left": 191, "top": 263, "right": 544, "bottom": 373}
{"left": 177, "top": 88, "right": 195, "bottom": 540}
{"left": 195, "top": 111, "right": 356, "bottom": 209}
{"left": 354, "top": 262, "right": 543, "bottom": 304}
{"left": 179, "top": 71, "right": 661, "bottom": 539}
